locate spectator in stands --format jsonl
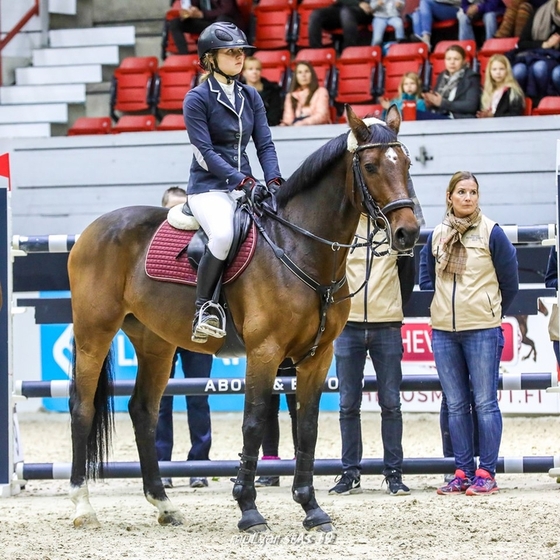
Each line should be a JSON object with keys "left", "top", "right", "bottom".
{"left": 380, "top": 71, "right": 427, "bottom": 115}
{"left": 329, "top": 217, "right": 414, "bottom": 497}
{"left": 157, "top": 186, "right": 214, "bottom": 489}
{"left": 495, "top": 0, "right": 548, "bottom": 37}
{"left": 420, "top": 171, "right": 518, "bottom": 495}
{"left": 370, "top": 0, "right": 406, "bottom": 46}
{"left": 184, "top": 23, "right": 283, "bottom": 342}
{"left": 477, "top": 54, "right": 525, "bottom": 117}
{"left": 457, "top": 0, "right": 505, "bottom": 43}
{"left": 242, "top": 56, "right": 283, "bottom": 126}
{"left": 421, "top": 44, "right": 481, "bottom": 118}
{"left": 544, "top": 247, "right": 560, "bottom": 366}
{"left": 308, "top": 0, "right": 374, "bottom": 51}
{"left": 411, "top": 0, "right": 461, "bottom": 48}
{"left": 280, "top": 62, "right": 331, "bottom": 126}
{"left": 510, "top": 0, "right": 560, "bottom": 102}
{"left": 168, "top": 0, "right": 244, "bottom": 55}
{"left": 255, "top": 359, "right": 298, "bottom": 487}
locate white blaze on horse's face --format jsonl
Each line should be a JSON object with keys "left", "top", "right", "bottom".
{"left": 385, "top": 147, "right": 398, "bottom": 164}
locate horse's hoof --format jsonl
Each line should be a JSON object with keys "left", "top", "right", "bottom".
{"left": 238, "top": 509, "right": 268, "bottom": 532}
{"left": 158, "top": 510, "right": 186, "bottom": 526}
{"left": 303, "top": 508, "right": 332, "bottom": 531}
{"left": 73, "top": 514, "right": 101, "bottom": 529}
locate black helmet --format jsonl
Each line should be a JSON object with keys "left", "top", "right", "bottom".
{"left": 197, "top": 22, "right": 255, "bottom": 60}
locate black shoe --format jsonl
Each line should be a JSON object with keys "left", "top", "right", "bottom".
{"left": 189, "top": 477, "right": 208, "bottom": 488}
{"left": 328, "top": 470, "right": 362, "bottom": 495}
{"left": 384, "top": 470, "right": 410, "bottom": 496}
{"left": 161, "top": 478, "right": 173, "bottom": 489}
{"left": 255, "top": 476, "right": 280, "bottom": 487}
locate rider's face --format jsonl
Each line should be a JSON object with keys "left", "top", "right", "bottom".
{"left": 216, "top": 48, "right": 245, "bottom": 77}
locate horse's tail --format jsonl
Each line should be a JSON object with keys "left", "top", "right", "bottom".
{"left": 70, "top": 338, "right": 115, "bottom": 480}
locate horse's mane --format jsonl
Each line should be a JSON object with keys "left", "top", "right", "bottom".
{"left": 276, "top": 123, "right": 398, "bottom": 207}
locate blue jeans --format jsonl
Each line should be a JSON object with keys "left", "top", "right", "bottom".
{"left": 371, "top": 16, "right": 405, "bottom": 46}
{"left": 334, "top": 323, "right": 404, "bottom": 475}
{"left": 513, "top": 61, "right": 560, "bottom": 98}
{"left": 156, "top": 348, "right": 213, "bottom": 462}
{"left": 457, "top": 10, "right": 498, "bottom": 41}
{"left": 412, "top": 0, "right": 459, "bottom": 37}
{"left": 432, "top": 327, "right": 504, "bottom": 478}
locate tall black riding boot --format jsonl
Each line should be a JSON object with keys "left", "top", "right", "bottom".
{"left": 192, "top": 248, "right": 226, "bottom": 343}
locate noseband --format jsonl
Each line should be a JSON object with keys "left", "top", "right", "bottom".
{"left": 352, "top": 141, "right": 415, "bottom": 247}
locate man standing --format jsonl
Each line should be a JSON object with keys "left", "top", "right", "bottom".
{"left": 329, "top": 214, "right": 413, "bottom": 496}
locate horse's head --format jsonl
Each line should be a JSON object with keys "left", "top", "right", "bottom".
{"left": 346, "top": 105, "right": 420, "bottom": 252}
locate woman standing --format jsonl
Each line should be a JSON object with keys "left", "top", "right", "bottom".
{"left": 419, "top": 171, "right": 518, "bottom": 495}
{"left": 477, "top": 54, "right": 525, "bottom": 118}
{"left": 422, "top": 45, "right": 480, "bottom": 119}
{"left": 280, "top": 62, "right": 331, "bottom": 126}
{"left": 183, "top": 22, "right": 283, "bottom": 343}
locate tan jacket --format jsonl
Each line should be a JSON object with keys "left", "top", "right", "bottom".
{"left": 281, "top": 87, "right": 331, "bottom": 126}
{"left": 347, "top": 215, "right": 408, "bottom": 323}
{"left": 430, "top": 214, "right": 503, "bottom": 331}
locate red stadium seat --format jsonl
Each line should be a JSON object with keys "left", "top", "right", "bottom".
{"left": 111, "top": 57, "right": 159, "bottom": 120}
{"left": 427, "top": 40, "right": 476, "bottom": 89}
{"left": 157, "top": 113, "right": 187, "bottom": 131}
{"left": 292, "top": 0, "right": 334, "bottom": 49}
{"left": 155, "top": 54, "right": 201, "bottom": 113}
{"left": 381, "top": 42, "right": 429, "bottom": 99}
{"left": 112, "top": 115, "right": 157, "bottom": 133}
{"left": 67, "top": 117, "right": 112, "bottom": 136}
{"left": 523, "top": 96, "right": 532, "bottom": 116}
{"left": 251, "top": 0, "right": 296, "bottom": 51}
{"left": 532, "top": 97, "right": 560, "bottom": 116}
{"left": 254, "top": 49, "right": 291, "bottom": 87}
{"left": 293, "top": 47, "right": 336, "bottom": 88}
{"left": 477, "top": 37, "right": 518, "bottom": 81}
{"left": 333, "top": 45, "right": 382, "bottom": 104}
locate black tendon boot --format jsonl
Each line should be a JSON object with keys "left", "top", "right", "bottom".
{"left": 192, "top": 248, "right": 226, "bottom": 343}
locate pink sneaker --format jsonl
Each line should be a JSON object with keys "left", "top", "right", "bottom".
{"left": 436, "top": 469, "right": 471, "bottom": 495}
{"left": 465, "top": 468, "right": 498, "bottom": 495}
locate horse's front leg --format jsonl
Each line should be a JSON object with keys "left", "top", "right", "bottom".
{"left": 232, "top": 356, "right": 278, "bottom": 533}
{"left": 293, "top": 348, "right": 334, "bottom": 532}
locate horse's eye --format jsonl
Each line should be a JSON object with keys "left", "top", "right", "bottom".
{"left": 364, "top": 163, "right": 377, "bottom": 174}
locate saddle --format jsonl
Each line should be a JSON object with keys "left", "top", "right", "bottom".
{"left": 144, "top": 203, "right": 257, "bottom": 358}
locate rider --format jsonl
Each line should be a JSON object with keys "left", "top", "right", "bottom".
{"left": 183, "top": 22, "right": 283, "bottom": 343}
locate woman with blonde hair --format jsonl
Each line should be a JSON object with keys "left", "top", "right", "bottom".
{"left": 280, "top": 61, "right": 331, "bottom": 126}
{"left": 477, "top": 54, "right": 525, "bottom": 118}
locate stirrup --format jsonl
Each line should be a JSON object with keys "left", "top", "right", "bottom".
{"left": 194, "top": 301, "right": 226, "bottom": 339}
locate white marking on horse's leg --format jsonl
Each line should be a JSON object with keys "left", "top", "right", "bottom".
{"left": 70, "top": 484, "right": 101, "bottom": 529}
{"left": 385, "top": 147, "right": 398, "bottom": 163}
{"left": 146, "top": 493, "right": 186, "bottom": 526}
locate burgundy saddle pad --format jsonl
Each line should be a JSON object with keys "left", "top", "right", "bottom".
{"left": 145, "top": 220, "right": 257, "bottom": 286}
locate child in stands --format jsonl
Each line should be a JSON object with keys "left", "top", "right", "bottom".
{"left": 477, "top": 54, "right": 525, "bottom": 118}
{"left": 380, "top": 72, "right": 427, "bottom": 115}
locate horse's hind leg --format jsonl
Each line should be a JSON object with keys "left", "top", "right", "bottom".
{"left": 124, "top": 322, "right": 185, "bottom": 526}
{"left": 232, "top": 354, "right": 278, "bottom": 533}
{"left": 293, "top": 349, "right": 334, "bottom": 532}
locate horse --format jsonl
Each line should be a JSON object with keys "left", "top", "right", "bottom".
{"left": 67, "top": 105, "right": 419, "bottom": 533}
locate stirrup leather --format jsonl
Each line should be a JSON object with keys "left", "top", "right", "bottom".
{"left": 193, "top": 301, "right": 226, "bottom": 339}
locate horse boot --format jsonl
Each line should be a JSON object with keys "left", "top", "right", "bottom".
{"left": 192, "top": 247, "right": 227, "bottom": 343}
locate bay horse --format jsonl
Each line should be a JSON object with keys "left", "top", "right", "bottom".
{"left": 67, "top": 106, "right": 419, "bottom": 533}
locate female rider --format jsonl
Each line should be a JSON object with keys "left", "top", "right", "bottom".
{"left": 183, "top": 22, "right": 283, "bottom": 343}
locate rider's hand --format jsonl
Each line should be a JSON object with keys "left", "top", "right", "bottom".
{"left": 266, "top": 177, "right": 285, "bottom": 195}
{"left": 236, "top": 177, "right": 256, "bottom": 196}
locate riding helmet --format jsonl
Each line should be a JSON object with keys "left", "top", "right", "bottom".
{"left": 197, "top": 22, "right": 255, "bottom": 60}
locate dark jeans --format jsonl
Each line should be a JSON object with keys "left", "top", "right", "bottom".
{"left": 432, "top": 327, "right": 504, "bottom": 478}
{"left": 334, "top": 323, "right": 404, "bottom": 475}
{"left": 440, "top": 392, "right": 479, "bottom": 458}
{"left": 156, "top": 348, "right": 213, "bottom": 461}
{"left": 261, "top": 358, "right": 297, "bottom": 457}
{"left": 308, "top": 5, "right": 372, "bottom": 50}
{"left": 169, "top": 15, "right": 237, "bottom": 54}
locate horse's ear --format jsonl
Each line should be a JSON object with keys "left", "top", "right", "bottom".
{"left": 346, "top": 104, "right": 370, "bottom": 145}
{"left": 385, "top": 104, "right": 401, "bottom": 135}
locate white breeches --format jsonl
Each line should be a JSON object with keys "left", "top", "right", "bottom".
{"left": 188, "top": 190, "right": 241, "bottom": 261}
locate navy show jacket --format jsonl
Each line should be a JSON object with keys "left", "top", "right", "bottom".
{"left": 183, "top": 75, "right": 281, "bottom": 194}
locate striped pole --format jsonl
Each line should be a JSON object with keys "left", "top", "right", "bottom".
{"left": 13, "top": 372, "right": 557, "bottom": 399}
{"left": 15, "top": 455, "right": 560, "bottom": 480}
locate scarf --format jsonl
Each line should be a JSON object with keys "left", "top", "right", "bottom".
{"left": 436, "top": 66, "right": 467, "bottom": 100}
{"left": 437, "top": 207, "right": 481, "bottom": 279}
{"left": 532, "top": 0, "right": 560, "bottom": 44}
